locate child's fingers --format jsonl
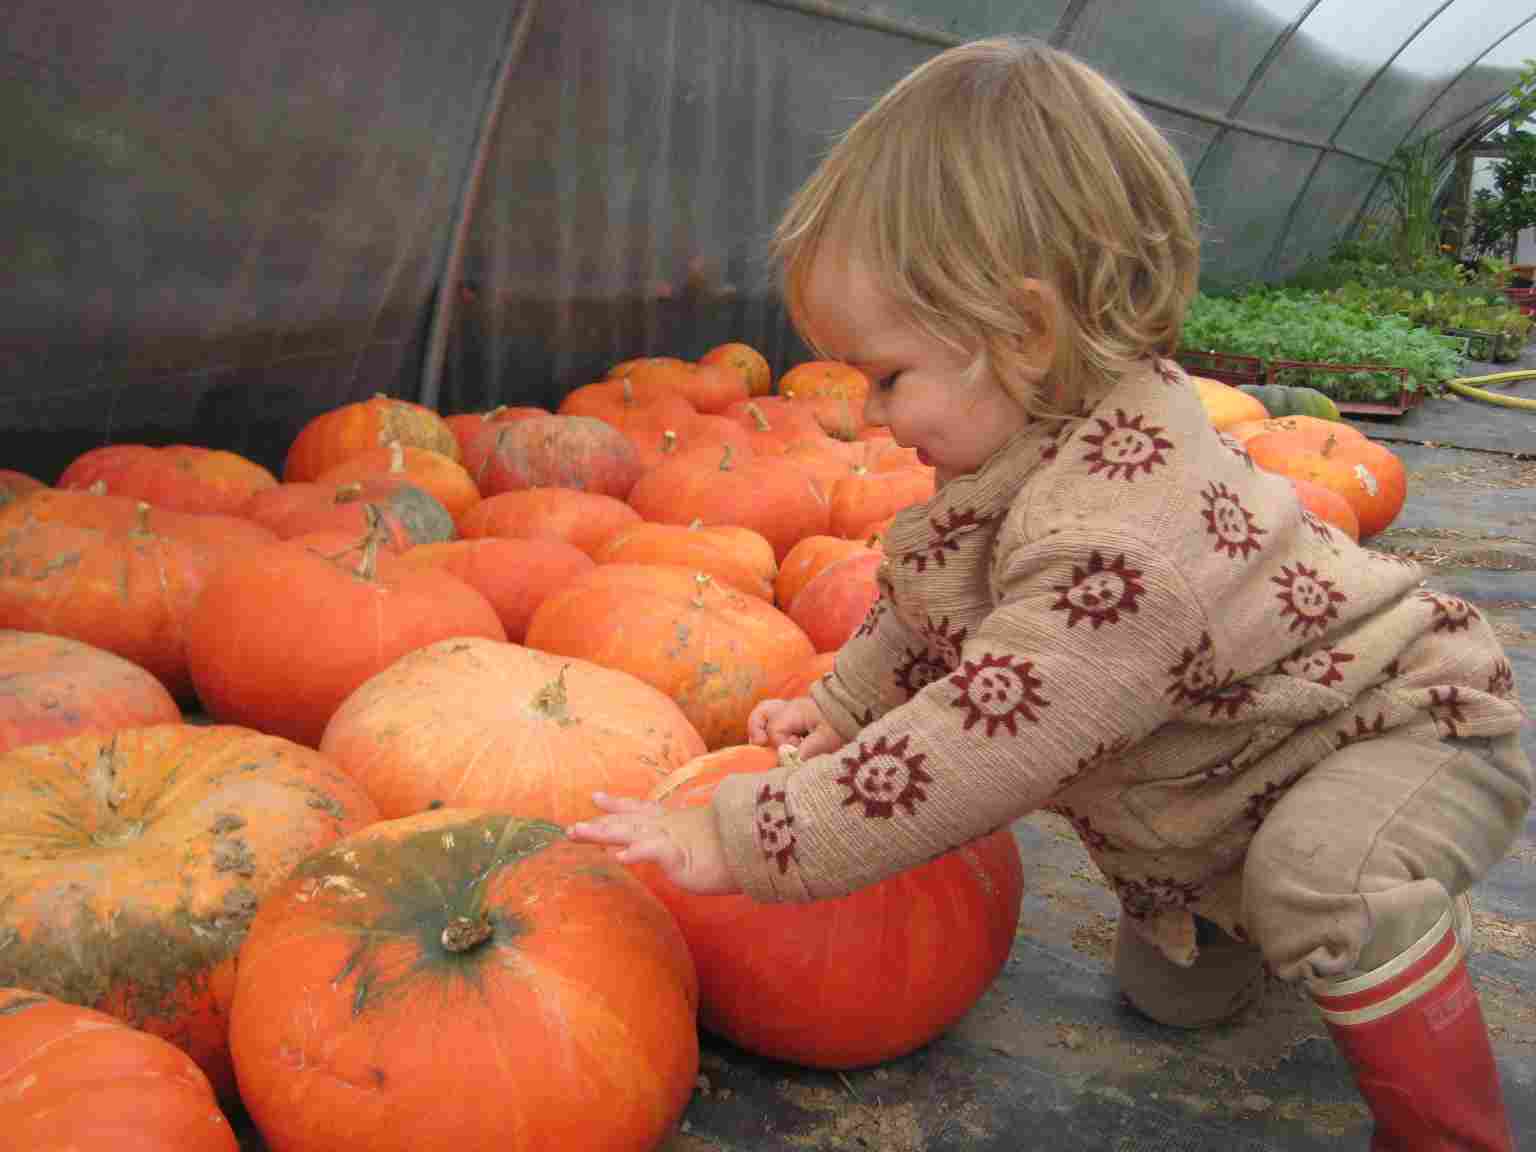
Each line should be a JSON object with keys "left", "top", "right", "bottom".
{"left": 614, "top": 834, "right": 683, "bottom": 872}
{"left": 589, "top": 791, "right": 659, "bottom": 816}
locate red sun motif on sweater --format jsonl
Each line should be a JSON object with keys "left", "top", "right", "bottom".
{"left": 1417, "top": 591, "right": 1481, "bottom": 633}
{"left": 1050, "top": 551, "right": 1145, "bottom": 628}
{"left": 836, "top": 735, "right": 933, "bottom": 818}
{"left": 1428, "top": 686, "right": 1466, "bottom": 737}
{"left": 1166, "top": 631, "right": 1225, "bottom": 706}
{"left": 1272, "top": 563, "right": 1345, "bottom": 635}
{"left": 854, "top": 598, "right": 886, "bottom": 640}
{"left": 1080, "top": 410, "right": 1174, "bottom": 481}
{"left": 1201, "top": 482, "right": 1265, "bottom": 559}
{"left": 894, "top": 647, "right": 948, "bottom": 696}
{"left": 1277, "top": 644, "right": 1356, "bottom": 687}
{"left": 919, "top": 614, "right": 968, "bottom": 667}
{"left": 1489, "top": 660, "right": 1515, "bottom": 697}
{"left": 753, "top": 784, "right": 797, "bottom": 874}
{"left": 899, "top": 508, "right": 989, "bottom": 572}
{"left": 948, "top": 654, "right": 1047, "bottom": 735}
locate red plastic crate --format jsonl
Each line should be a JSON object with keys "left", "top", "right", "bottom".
{"left": 1175, "top": 349, "right": 1265, "bottom": 387}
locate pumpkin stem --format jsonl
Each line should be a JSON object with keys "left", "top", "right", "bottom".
{"left": 1322, "top": 434, "right": 1336, "bottom": 458}
{"left": 718, "top": 445, "right": 735, "bottom": 472}
{"left": 481, "top": 405, "right": 507, "bottom": 423}
{"left": 688, "top": 517, "right": 704, "bottom": 530}
{"left": 87, "top": 480, "right": 108, "bottom": 496}
{"left": 531, "top": 666, "right": 574, "bottom": 726}
{"left": 745, "top": 402, "right": 771, "bottom": 432}
{"left": 130, "top": 501, "right": 154, "bottom": 536}
{"left": 441, "top": 915, "right": 494, "bottom": 953}
{"left": 387, "top": 440, "right": 406, "bottom": 473}
{"left": 620, "top": 377, "right": 635, "bottom": 406}
{"left": 692, "top": 571, "right": 713, "bottom": 607}
{"left": 335, "top": 482, "right": 365, "bottom": 505}
{"left": 356, "top": 505, "right": 386, "bottom": 579}
{"left": 661, "top": 429, "right": 678, "bottom": 455}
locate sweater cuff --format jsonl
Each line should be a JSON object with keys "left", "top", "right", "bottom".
{"left": 711, "top": 756, "right": 815, "bottom": 903}
{"left": 809, "top": 675, "right": 867, "bottom": 742}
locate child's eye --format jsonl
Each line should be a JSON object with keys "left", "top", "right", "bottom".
{"left": 874, "top": 374, "right": 898, "bottom": 392}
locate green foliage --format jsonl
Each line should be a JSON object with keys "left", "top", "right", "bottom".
{"left": 1383, "top": 136, "right": 1448, "bottom": 262}
{"left": 1181, "top": 291, "right": 1465, "bottom": 401}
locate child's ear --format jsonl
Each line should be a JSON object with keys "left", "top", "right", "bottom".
{"left": 1010, "top": 278, "right": 1059, "bottom": 382}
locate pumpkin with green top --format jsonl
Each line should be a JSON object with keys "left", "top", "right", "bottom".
{"left": 228, "top": 809, "right": 699, "bottom": 1152}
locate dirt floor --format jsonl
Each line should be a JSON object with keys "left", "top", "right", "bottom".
{"left": 234, "top": 365, "right": 1536, "bottom": 1151}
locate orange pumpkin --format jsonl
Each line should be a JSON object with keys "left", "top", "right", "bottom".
{"left": 445, "top": 404, "right": 548, "bottom": 461}
{"left": 466, "top": 414, "right": 642, "bottom": 500}
{"left": 776, "top": 535, "right": 877, "bottom": 610}
{"left": 779, "top": 360, "right": 873, "bottom": 441}
{"left": 0, "top": 631, "right": 180, "bottom": 756}
{"left": 766, "top": 650, "right": 839, "bottom": 700}
{"left": 633, "top": 745, "right": 1024, "bottom": 1068}
{"left": 627, "top": 444, "right": 830, "bottom": 563}
{"left": 229, "top": 810, "right": 698, "bottom": 1152}
{"left": 1247, "top": 428, "right": 1406, "bottom": 539}
{"left": 0, "top": 504, "right": 218, "bottom": 698}
{"left": 1189, "top": 375, "right": 1269, "bottom": 430}
{"left": 240, "top": 480, "right": 455, "bottom": 550}
{"left": 1226, "top": 414, "right": 1366, "bottom": 449}
{"left": 622, "top": 358, "right": 747, "bottom": 414}
{"left": 526, "top": 563, "right": 815, "bottom": 749}
{"left": 700, "top": 341, "right": 772, "bottom": 397}
{"left": 57, "top": 444, "right": 278, "bottom": 515}
{"left": 284, "top": 393, "right": 460, "bottom": 482}
{"left": 594, "top": 520, "right": 776, "bottom": 600}
{"left": 320, "top": 636, "right": 706, "bottom": 821}
{"left": 316, "top": 440, "right": 481, "bottom": 523}
{"left": 828, "top": 464, "right": 936, "bottom": 540}
{"left": 557, "top": 374, "right": 697, "bottom": 451}
{"left": 457, "top": 487, "right": 642, "bottom": 556}
{"left": 186, "top": 535, "right": 506, "bottom": 746}
{"left": 0, "top": 724, "right": 377, "bottom": 1101}
{"left": 393, "top": 536, "right": 593, "bottom": 642}
{"left": 721, "top": 397, "right": 829, "bottom": 455}
{"left": 0, "top": 988, "right": 237, "bottom": 1151}
{"left": 787, "top": 549, "right": 884, "bottom": 652}
{"left": 1289, "top": 476, "right": 1360, "bottom": 541}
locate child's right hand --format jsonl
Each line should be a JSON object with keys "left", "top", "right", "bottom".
{"left": 748, "top": 696, "right": 841, "bottom": 757}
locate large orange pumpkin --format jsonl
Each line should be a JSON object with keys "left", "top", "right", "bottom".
{"left": 776, "top": 535, "right": 876, "bottom": 610}
{"left": 557, "top": 374, "right": 697, "bottom": 451}
{"left": 1247, "top": 428, "right": 1407, "bottom": 539}
{"left": 186, "top": 535, "right": 506, "bottom": 747}
{"left": 526, "top": 563, "right": 815, "bottom": 749}
{"left": 0, "top": 469, "right": 45, "bottom": 508}
{"left": 828, "top": 464, "right": 935, "bottom": 540}
{"left": 228, "top": 810, "right": 699, "bottom": 1152}
{"left": 284, "top": 393, "right": 460, "bottom": 482}
{"left": 0, "top": 631, "right": 180, "bottom": 756}
{"left": 721, "top": 397, "right": 829, "bottom": 455}
{"left": 1189, "top": 375, "right": 1269, "bottom": 430}
{"left": 445, "top": 404, "right": 547, "bottom": 461}
{"left": 627, "top": 444, "right": 830, "bottom": 563}
{"left": 57, "top": 444, "right": 278, "bottom": 515}
{"left": 0, "top": 988, "right": 237, "bottom": 1151}
{"left": 240, "top": 479, "right": 455, "bottom": 549}
{"left": 593, "top": 520, "right": 776, "bottom": 600}
{"left": 634, "top": 745, "right": 1024, "bottom": 1068}
{"left": 0, "top": 505, "right": 218, "bottom": 698}
{"left": 0, "top": 724, "right": 377, "bottom": 1101}
{"left": 393, "top": 536, "right": 593, "bottom": 642}
{"left": 787, "top": 549, "right": 884, "bottom": 652}
{"left": 1289, "top": 476, "right": 1360, "bottom": 541}
{"left": 457, "top": 487, "right": 642, "bottom": 556}
{"left": 320, "top": 636, "right": 706, "bottom": 822}
{"left": 778, "top": 360, "right": 873, "bottom": 440}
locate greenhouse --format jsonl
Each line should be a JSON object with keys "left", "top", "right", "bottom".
{"left": 1, "top": 2, "right": 1533, "bottom": 1150}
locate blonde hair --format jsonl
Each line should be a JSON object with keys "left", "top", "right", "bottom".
{"left": 774, "top": 37, "right": 1199, "bottom": 414}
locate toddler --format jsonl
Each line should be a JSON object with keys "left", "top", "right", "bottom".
{"left": 572, "top": 37, "right": 1530, "bottom": 1151}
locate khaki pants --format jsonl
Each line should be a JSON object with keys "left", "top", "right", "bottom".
{"left": 1117, "top": 733, "right": 1532, "bottom": 1027}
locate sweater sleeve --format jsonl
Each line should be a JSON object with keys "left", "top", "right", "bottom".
{"left": 714, "top": 530, "right": 1211, "bottom": 901}
{"left": 810, "top": 575, "right": 929, "bottom": 739}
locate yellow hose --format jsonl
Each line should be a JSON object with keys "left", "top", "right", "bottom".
{"left": 1445, "top": 369, "right": 1536, "bottom": 411}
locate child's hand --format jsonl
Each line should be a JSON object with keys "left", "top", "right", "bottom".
{"left": 568, "top": 794, "right": 740, "bottom": 895}
{"left": 748, "top": 696, "right": 842, "bottom": 757}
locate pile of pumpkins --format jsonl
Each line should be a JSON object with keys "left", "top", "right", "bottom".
{"left": 0, "top": 351, "right": 1404, "bottom": 1150}
{"left": 0, "top": 344, "right": 1022, "bottom": 1152}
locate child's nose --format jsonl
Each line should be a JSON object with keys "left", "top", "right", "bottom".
{"left": 863, "top": 386, "right": 885, "bottom": 428}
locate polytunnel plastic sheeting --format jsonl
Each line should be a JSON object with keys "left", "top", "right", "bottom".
{"left": 9, "top": 0, "right": 1536, "bottom": 484}
{"left": 0, "top": 1, "right": 517, "bottom": 480}
{"left": 440, "top": 0, "right": 940, "bottom": 416}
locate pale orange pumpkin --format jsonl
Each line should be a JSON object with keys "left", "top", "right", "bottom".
{"left": 700, "top": 341, "right": 772, "bottom": 397}
{"left": 593, "top": 520, "right": 776, "bottom": 600}
{"left": 319, "top": 636, "right": 706, "bottom": 822}
{"left": 57, "top": 444, "right": 278, "bottom": 516}
{"left": 315, "top": 440, "right": 482, "bottom": 523}
{"left": 1189, "top": 375, "right": 1269, "bottom": 430}
{"left": 776, "top": 535, "right": 878, "bottom": 610}
{"left": 393, "top": 536, "right": 594, "bottom": 642}
{"left": 457, "top": 488, "right": 642, "bottom": 556}
{"left": 787, "top": 549, "right": 884, "bottom": 652}
{"left": 1247, "top": 428, "right": 1406, "bottom": 539}
{"left": 284, "top": 393, "right": 460, "bottom": 481}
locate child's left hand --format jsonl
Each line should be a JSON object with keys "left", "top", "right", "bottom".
{"left": 568, "top": 793, "right": 741, "bottom": 895}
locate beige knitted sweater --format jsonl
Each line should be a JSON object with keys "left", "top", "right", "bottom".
{"left": 712, "top": 359, "right": 1525, "bottom": 964}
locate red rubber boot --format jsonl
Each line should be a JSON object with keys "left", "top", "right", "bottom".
{"left": 1311, "top": 905, "right": 1513, "bottom": 1151}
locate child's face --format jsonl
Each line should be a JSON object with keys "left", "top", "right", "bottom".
{"left": 802, "top": 246, "right": 1031, "bottom": 487}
